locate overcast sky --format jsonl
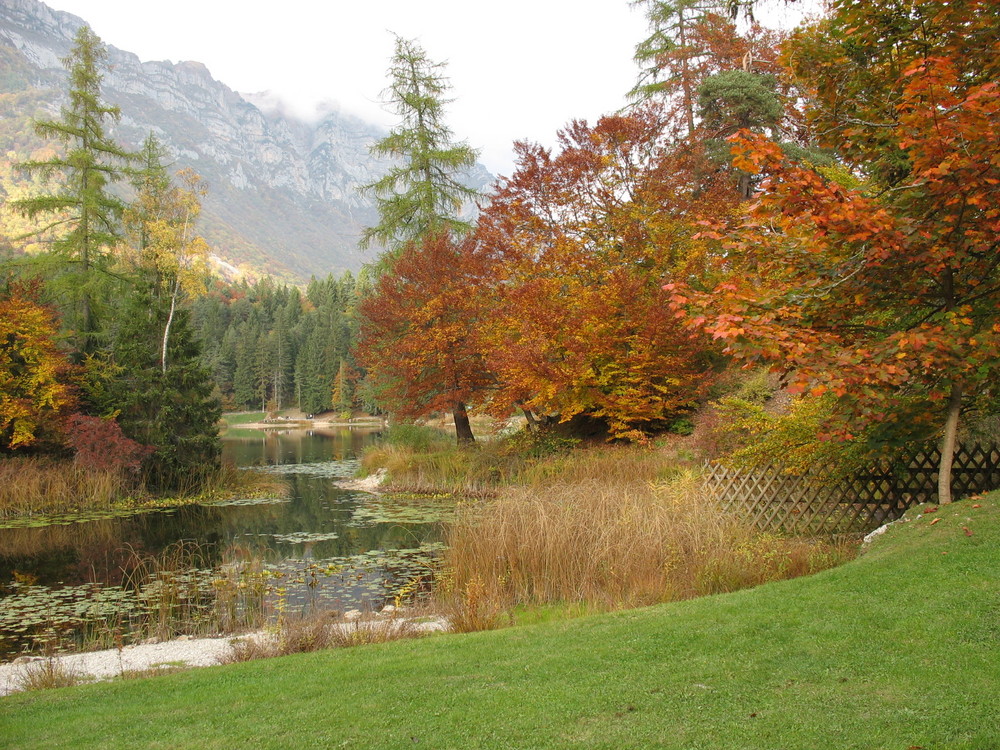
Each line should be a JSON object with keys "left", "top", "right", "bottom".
{"left": 45, "top": 0, "right": 817, "bottom": 177}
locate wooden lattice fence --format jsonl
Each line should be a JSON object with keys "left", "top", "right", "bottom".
{"left": 703, "top": 443, "right": 1000, "bottom": 535}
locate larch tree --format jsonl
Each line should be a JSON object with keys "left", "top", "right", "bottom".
{"left": 359, "top": 35, "right": 479, "bottom": 259}
{"left": 12, "top": 25, "right": 133, "bottom": 357}
{"left": 629, "top": 1, "right": 776, "bottom": 137}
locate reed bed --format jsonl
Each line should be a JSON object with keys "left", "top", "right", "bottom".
{"left": 0, "top": 457, "right": 129, "bottom": 518}
{"left": 439, "top": 467, "right": 856, "bottom": 624}
{"left": 0, "top": 456, "right": 287, "bottom": 519}
{"left": 362, "top": 434, "right": 692, "bottom": 498}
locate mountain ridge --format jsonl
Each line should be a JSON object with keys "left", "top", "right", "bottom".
{"left": 0, "top": 0, "right": 493, "bottom": 282}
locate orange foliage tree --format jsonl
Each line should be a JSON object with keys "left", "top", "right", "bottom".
{"left": 355, "top": 232, "right": 493, "bottom": 444}
{"left": 667, "top": 0, "right": 1000, "bottom": 501}
{"left": 0, "top": 282, "right": 77, "bottom": 451}
{"left": 475, "top": 110, "right": 727, "bottom": 439}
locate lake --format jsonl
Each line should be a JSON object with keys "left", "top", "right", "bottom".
{"left": 0, "top": 428, "right": 447, "bottom": 660}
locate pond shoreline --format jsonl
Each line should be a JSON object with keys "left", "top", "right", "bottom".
{"left": 0, "top": 610, "right": 451, "bottom": 697}
{"left": 225, "top": 418, "right": 387, "bottom": 431}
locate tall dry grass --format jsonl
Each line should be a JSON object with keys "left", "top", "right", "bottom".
{"left": 361, "top": 436, "right": 688, "bottom": 498}
{"left": 0, "top": 457, "right": 287, "bottom": 519}
{"left": 0, "top": 457, "right": 130, "bottom": 518}
{"left": 439, "top": 464, "right": 856, "bottom": 625}
{"left": 221, "top": 614, "right": 426, "bottom": 663}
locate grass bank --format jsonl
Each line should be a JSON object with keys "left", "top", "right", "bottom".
{"left": 3, "top": 495, "right": 997, "bottom": 748}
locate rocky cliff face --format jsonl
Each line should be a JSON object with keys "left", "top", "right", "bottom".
{"left": 0, "top": 0, "right": 492, "bottom": 280}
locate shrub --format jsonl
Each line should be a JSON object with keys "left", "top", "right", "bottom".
{"left": 64, "top": 414, "right": 153, "bottom": 475}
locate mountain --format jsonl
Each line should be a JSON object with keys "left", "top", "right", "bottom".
{"left": 0, "top": 0, "right": 493, "bottom": 282}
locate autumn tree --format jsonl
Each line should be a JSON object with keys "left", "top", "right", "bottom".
{"left": 123, "top": 137, "right": 210, "bottom": 372}
{"left": 476, "top": 111, "right": 724, "bottom": 439}
{"left": 667, "top": 0, "right": 1000, "bottom": 502}
{"left": 356, "top": 231, "right": 492, "bottom": 444}
{"left": 12, "top": 26, "right": 133, "bottom": 357}
{"left": 0, "top": 281, "right": 77, "bottom": 452}
{"left": 359, "top": 35, "right": 479, "bottom": 259}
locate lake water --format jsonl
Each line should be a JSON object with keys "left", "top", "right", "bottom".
{"left": 0, "top": 428, "right": 447, "bottom": 660}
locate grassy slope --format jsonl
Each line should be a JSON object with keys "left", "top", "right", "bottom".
{"left": 2, "top": 496, "right": 999, "bottom": 750}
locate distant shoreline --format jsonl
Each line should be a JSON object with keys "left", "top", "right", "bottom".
{"left": 223, "top": 418, "right": 387, "bottom": 431}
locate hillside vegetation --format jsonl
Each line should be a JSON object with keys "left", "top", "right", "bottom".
{"left": 3, "top": 494, "right": 997, "bottom": 749}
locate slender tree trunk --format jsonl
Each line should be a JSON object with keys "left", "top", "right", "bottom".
{"left": 161, "top": 279, "right": 179, "bottom": 373}
{"left": 937, "top": 382, "right": 963, "bottom": 505}
{"left": 452, "top": 401, "right": 476, "bottom": 445}
{"left": 677, "top": 9, "right": 695, "bottom": 139}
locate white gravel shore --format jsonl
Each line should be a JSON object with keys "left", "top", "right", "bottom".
{"left": 0, "top": 634, "right": 239, "bottom": 697}
{"left": 1, "top": 612, "right": 449, "bottom": 697}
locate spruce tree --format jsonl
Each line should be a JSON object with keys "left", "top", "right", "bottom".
{"left": 107, "top": 287, "right": 221, "bottom": 491}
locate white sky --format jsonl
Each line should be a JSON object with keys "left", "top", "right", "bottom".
{"left": 43, "top": 0, "right": 817, "bottom": 177}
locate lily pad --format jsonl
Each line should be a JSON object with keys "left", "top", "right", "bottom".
{"left": 207, "top": 497, "right": 290, "bottom": 507}
{"left": 271, "top": 531, "right": 340, "bottom": 544}
{"left": 349, "top": 494, "right": 456, "bottom": 526}
{"left": 248, "top": 460, "right": 360, "bottom": 478}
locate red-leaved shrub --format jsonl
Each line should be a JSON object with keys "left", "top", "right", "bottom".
{"left": 64, "top": 414, "right": 153, "bottom": 475}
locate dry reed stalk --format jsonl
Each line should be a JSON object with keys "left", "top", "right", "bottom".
{"left": 221, "top": 613, "right": 424, "bottom": 663}
{"left": 14, "top": 657, "right": 85, "bottom": 692}
{"left": 0, "top": 457, "right": 126, "bottom": 517}
{"left": 440, "top": 467, "right": 856, "bottom": 620}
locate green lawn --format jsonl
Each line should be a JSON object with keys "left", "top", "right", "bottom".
{"left": 3, "top": 496, "right": 998, "bottom": 749}
{"left": 220, "top": 412, "right": 267, "bottom": 427}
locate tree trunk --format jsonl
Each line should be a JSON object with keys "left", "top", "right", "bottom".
{"left": 937, "top": 382, "right": 963, "bottom": 505}
{"left": 678, "top": 9, "right": 695, "bottom": 139}
{"left": 516, "top": 401, "right": 538, "bottom": 432}
{"left": 452, "top": 401, "right": 476, "bottom": 445}
{"left": 161, "top": 280, "right": 179, "bottom": 373}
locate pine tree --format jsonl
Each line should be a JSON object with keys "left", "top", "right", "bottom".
{"left": 108, "top": 288, "right": 220, "bottom": 490}
{"left": 359, "top": 35, "right": 480, "bottom": 259}
{"left": 12, "top": 25, "right": 133, "bottom": 356}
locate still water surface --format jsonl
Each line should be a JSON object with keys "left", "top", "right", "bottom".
{"left": 0, "top": 428, "right": 444, "bottom": 659}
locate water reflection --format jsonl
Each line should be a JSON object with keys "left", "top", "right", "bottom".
{"left": 0, "top": 427, "right": 442, "bottom": 658}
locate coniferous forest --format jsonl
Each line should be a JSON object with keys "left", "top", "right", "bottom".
{"left": 189, "top": 272, "right": 368, "bottom": 416}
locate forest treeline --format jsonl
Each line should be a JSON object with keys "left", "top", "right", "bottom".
{"left": 189, "top": 272, "right": 368, "bottom": 416}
